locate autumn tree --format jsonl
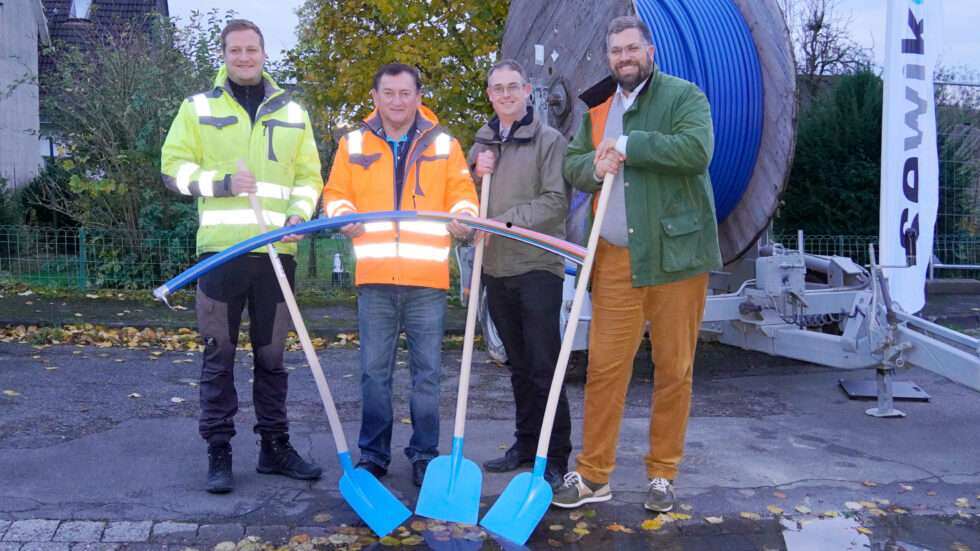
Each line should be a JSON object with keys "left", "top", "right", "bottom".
{"left": 288, "top": 0, "right": 509, "bottom": 167}
{"left": 777, "top": 0, "right": 870, "bottom": 96}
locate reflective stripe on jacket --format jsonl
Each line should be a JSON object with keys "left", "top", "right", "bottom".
{"left": 161, "top": 65, "right": 322, "bottom": 256}
{"left": 322, "top": 105, "right": 478, "bottom": 289}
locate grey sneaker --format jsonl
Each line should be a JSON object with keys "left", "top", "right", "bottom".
{"left": 551, "top": 471, "right": 612, "bottom": 508}
{"left": 644, "top": 477, "right": 675, "bottom": 512}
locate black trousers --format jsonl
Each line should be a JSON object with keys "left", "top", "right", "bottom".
{"left": 195, "top": 253, "right": 295, "bottom": 444}
{"left": 484, "top": 270, "right": 571, "bottom": 464}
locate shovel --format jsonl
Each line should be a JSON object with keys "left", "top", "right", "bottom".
{"left": 243, "top": 163, "right": 410, "bottom": 537}
{"left": 415, "top": 174, "right": 492, "bottom": 524}
{"left": 480, "top": 171, "right": 615, "bottom": 545}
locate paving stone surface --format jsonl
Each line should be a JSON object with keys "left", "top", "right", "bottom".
{"left": 52, "top": 522, "right": 104, "bottom": 543}
{"left": 150, "top": 522, "right": 197, "bottom": 544}
{"left": 243, "top": 526, "right": 290, "bottom": 545}
{"left": 19, "top": 543, "right": 70, "bottom": 551}
{"left": 3, "top": 521, "right": 60, "bottom": 543}
{"left": 195, "top": 524, "right": 244, "bottom": 543}
{"left": 99, "top": 522, "right": 152, "bottom": 544}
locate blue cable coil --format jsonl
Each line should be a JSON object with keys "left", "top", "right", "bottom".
{"left": 634, "top": 0, "right": 764, "bottom": 222}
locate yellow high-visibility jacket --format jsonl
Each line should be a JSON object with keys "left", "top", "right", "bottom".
{"left": 161, "top": 66, "right": 322, "bottom": 257}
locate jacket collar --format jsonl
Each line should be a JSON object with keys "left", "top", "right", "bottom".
{"left": 213, "top": 65, "right": 281, "bottom": 100}
{"left": 475, "top": 105, "right": 538, "bottom": 145}
{"left": 579, "top": 64, "right": 660, "bottom": 110}
{"left": 362, "top": 104, "right": 439, "bottom": 141}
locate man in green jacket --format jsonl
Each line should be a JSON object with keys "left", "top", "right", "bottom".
{"left": 552, "top": 15, "right": 721, "bottom": 513}
{"left": 161, "top": 19, "right": 323, "bottom": 494}
{"left": 468, "top": 59, "right": 570, "bottom": 487}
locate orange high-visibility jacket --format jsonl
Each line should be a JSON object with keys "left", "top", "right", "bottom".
{"left": 322, "top": 105, "right": 478, "bottom": 289}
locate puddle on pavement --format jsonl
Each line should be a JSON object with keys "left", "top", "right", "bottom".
{"left": 782, "top": 517, "right": 870, "bottom": 551}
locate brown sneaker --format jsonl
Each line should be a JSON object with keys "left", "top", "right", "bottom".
{"left": 551, "top": 471, "right": 612, "bottom": 508}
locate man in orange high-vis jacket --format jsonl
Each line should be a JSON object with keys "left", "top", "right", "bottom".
{"left": 322, "top": 63, "right": 478, "bottom": 487}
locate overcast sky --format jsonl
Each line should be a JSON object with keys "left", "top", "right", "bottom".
{"left": 168, "top": 0, "right": 979, "bottom": 74}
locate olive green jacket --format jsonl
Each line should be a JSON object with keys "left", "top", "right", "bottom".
{"left": 564, "top": 67, "right": 722, "bottom": 286}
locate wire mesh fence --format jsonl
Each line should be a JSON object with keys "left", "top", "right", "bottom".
{"left": 0, "top": 225, "right": 356, "bottom": 292}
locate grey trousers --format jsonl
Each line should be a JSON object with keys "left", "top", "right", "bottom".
{"left": 195, "top": 253, "right": 295, "bottom": 444}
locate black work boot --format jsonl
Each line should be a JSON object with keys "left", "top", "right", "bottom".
{"left": 206, "top": 443, "right": 234, "bottom": 494}
{"left": 257, "top": 433, "right": 323, "bottom": 480}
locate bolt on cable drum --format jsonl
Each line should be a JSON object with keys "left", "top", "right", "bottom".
{"left": 634, "top": 0, "right": 764, "bottom": 222}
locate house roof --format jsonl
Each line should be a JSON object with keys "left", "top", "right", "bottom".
{"left": 40, "top": 0, "right": 169, "bottom": 72}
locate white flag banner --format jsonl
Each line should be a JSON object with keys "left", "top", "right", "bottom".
{"left": 879, "top": 0, "right": 942, "bottom": 314}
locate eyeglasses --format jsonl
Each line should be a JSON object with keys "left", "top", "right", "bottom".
{"left": 609, "top": 43, "right": 646, "bottom": 58}
{"left": 489, "top": 83, "right": 524, "bottom": 97}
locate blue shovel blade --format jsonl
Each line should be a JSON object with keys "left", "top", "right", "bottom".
{"left": 339, "top": 468, "right": 411, "bottom": 537}
{"left": 415, "top": 444, "right": 483, "bottom": 524}
{"left": 479, "top": 470, "right": 553, "bottom": 545}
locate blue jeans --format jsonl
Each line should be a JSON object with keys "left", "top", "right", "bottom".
{"left": 356, "top": 284, "right": 446, "bottom": 467}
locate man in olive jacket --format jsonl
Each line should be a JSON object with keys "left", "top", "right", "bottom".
{"left": 552, "top": 16, "right": 721, "bottom": 512}
{"left": 468, "top": 59, "right": 571, "bottom": 488}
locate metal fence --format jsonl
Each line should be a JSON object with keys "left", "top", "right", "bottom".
{"left": 0, "top": 225, "right": 356, "bottom": 292}
{"left": 771, "top": 233, "right": 980, "bottom": 279}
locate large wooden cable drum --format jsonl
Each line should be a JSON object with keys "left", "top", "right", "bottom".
{"left": 500, "top": 0, "right": 796, "bottom": 263}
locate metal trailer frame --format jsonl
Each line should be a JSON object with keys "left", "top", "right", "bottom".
{"left": 563, "top": 232, "right": 980, "bottom": 408}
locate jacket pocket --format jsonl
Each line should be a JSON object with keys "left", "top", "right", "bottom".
{"left": 660, "top": 212, "right": 702, "bottom": 273}
{"left": 263, "top": 120, "right": 305, "bottom": 162}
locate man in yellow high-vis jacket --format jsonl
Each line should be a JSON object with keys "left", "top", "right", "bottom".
{"left": 161, "top": 19, "right": 323, "bottom": 494}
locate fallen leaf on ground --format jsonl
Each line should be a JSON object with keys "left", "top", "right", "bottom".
{"left": 572, "top": 527, "right": 589, "bottom": 536}
{"left": 767, "top": 505, "right": 784, "bottom": 515}
{"left": 859, "top": 501, "right": 876, "bottom": 508}
{"left": 855, "top": 527, "right": 872, "bottom": 535}
{"left": 2, "top": 389, "right": 20, "bottom": 397}
{"left": 312, "top": 513, "right": 332, "bottom": 523}
{"left": 740, "top": 512, "right": 761, "bottom": 521}
{"left": 679, "top": 503, "right": 693, "bottom": 512}
{"left": 568, "top": 511, "right": 584, "bottom": 521}
{"left": 821, "top": 511, "right": 839, "bottom": 518}
{"left": 955, "top": 498, "right": 970, "bottom": 508}
{"left": 400, "top": 535, "right": 423, "bottom": 545}
{"left": 892, "top": 507, "right": 908, "bottom": 514}
{"left": 379, "top": 535, "right": 400, "bottom": 546}
{"left": 862, "top": 480, "right": 878, "bottom": 487}
{"left": 606, "top": 523, "right": 633, "bottom": 533}
{"left": 704, "top": 516, "right": 723, "bottom": 524}
{"left": 85, "top": 293, "right": 99, "bottom": 299}
{"left": 546, "top": 539, "right": 561, "bottom": 548}
{"left": 899, "top": 484, "right": 914, "bottom": 492}
{"left": 170, "top": 397, "right": 186, "bottom": 404}
{"left": 773, "top": 491, "right": 787, "bottom": 499}
{"left": 845, "top": 501, "right": 863, "bottom": 511}
{"left": 409, "top": 520, "right": 426, "bottom": 532}
{"left": 45, "top": 366, "right": 59, "bottom": 371}
{"left": 927, "top": 490, "right": 937, "bottom": 496}
{"left": 668, "top": 512, "right": 691, "bottom": 521}
{"left": 548, "top": 524, "right": 563, "bottom": 532}
{"left": 950, "top": 542, "right": 970, "bottom": 551}
{"left": 128, "top": 393, "right": 142, "bottom": 399}
{"left": 795, "top": 505, "right": 812, "bottom": 514}
{"left": 400, "top": 418, "right": 411, "bottom": 425}
{"left": 640, "top": 518, "right": 665, "bottom": 531}
{"left": 327, "top": 534, "right": 357, "bottom": 545}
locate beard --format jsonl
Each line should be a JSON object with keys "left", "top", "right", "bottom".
{"left": 613, "top": 59, "right": 653, "bottom": 92}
